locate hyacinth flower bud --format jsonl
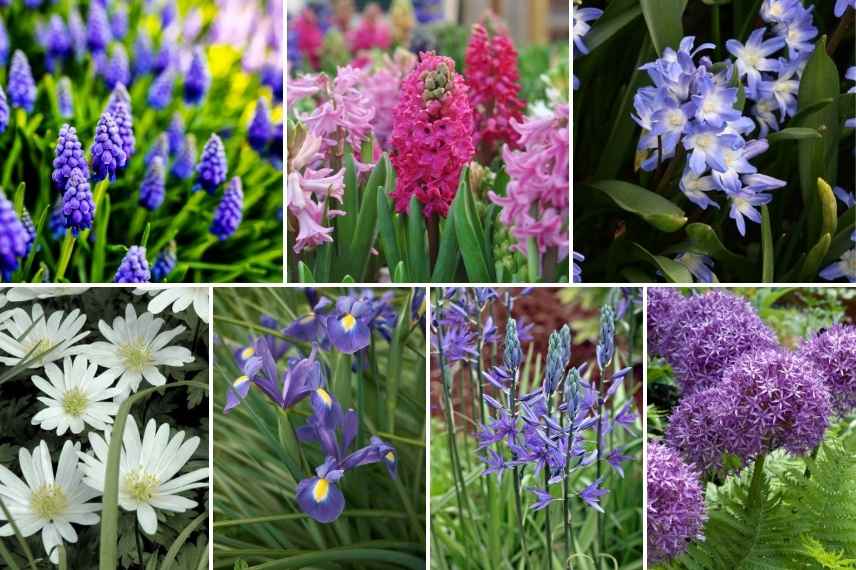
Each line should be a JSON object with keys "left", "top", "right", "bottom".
{"left": 8, "top": 50, "right": 36, "bottom": 112}
{"left": 57, "top": 77, "right": 73, "bottom": 118}
{"left": 87, "top": 1, "right": 111, "bottom": 53}
{"left": 248, "top": 97, "right": 272, "bottom": 152}
{"left": 151, "top": 241, "right": 177, "bottom": 282}
{"left": 114, "top": 245, "right": 150, "bottom": 283}
{"left": 171, "top": 133, "right": 196, "bottom": 180}
{"left": 148, "top": 69, "right": 174, "bottom": 110}
{"left": 210, "top": 177, "right": 243, "bottom": 240}
{"left": 139, "top": 157, "right": 166, "bottom": 211}
{"left": 503, "top": 318, "right": 522, "bottom": 372}
{"left": 90, "top": 112, "right": 127, "bottom": 181}
{"left": 596, "top": 304, "right": 615, "bottom": 372}
{"left": 52, "top": 124, "right": 89, "bottom": 190}
{"left": 145, "top": 133, "right": 168, "bottom": 168}
{"left": 195, "top": 133, "right": 227, "bottom": 194}
{"left": 0, "top": 192, "right": 28, "bottom": 279}
{"left": 62, "top": 168, "right": 95, "bottom": 235}
{"left": 0, "top": 85, "right": 8, "bottom": 134}
{"left": 184, "top": 48, "right": 210, "bottom": 105}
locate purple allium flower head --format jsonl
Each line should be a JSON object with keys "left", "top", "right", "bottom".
{"left": 0, "top": 192, "right": 28, "bottom": 279}
{"left": 151, "top": 242, "right": 177, "bottom": 282}
{"left": 248, "top": 97, "right": 272, "bottom": 152}
{"left": 90, "top": 112, "right": 128, "bottom": 181}
{"left": 8, "top": 50, "right": 36, "bottom": 112}
{"left": 647, "top": 441, "right": 706, "bottom": 563}
{"left": 798, "top": 325, "right": 856, "bottom": 415}
{"left": 139, "top": 157, "right": 166, "bottom": 210}
{"left": 195, "top": 133, "right": 227, "bottom": 194}
{"left": 103, "top": 45, "right": 130, "bottom": 89}
{"left": 145, "top": 133, "right": 169, "bottom": 169}
{"left": 114, "top": 245, "right": 150, "bottom": 283}
{"left": 133, "top": 33, "right": 154, "bottom": 78}
{"left": 106, "top": 85, "right": 135, "bottom": 161}
{"left": 52, "top": 124, "right": 89, "bottom": 190}
{"left": 0, "top": 18, "right": 8, "bottom": 66}
{"left": 48, "top": 198, "right": 65, "bottom": 240}
{"left": 171, "top": 133, "right": 196, "bottom": 180}
{"left": 148, "top": 69, "right": 174, "bottom": 110}
{"left": 62, "top": 168, "right": 95, "bottom": 235}
{"left": 210, "top": 176, "right": 243, "bottom": 240}
{"left": 57, "top": 77, "right": 73, "bottom": 118}
{"left": 183, "top": 48, "right": 210, "bottom": 105}
{"left": 0, "top": 85, "right": 8, "bottom": 134}
{"left": 87, "top": 1, "right": 112, "bottom": 53}
{"left": 167, "top": 113, "right": 183, "bottom": 156}
{"left": 646, "top": 288, "right": 686, "bottom": 357}
{"left": 110, "top": 5, "right": 128, "bottom": 39}
{"left": 666, "top": 290, "right": 779, "bottom": 396}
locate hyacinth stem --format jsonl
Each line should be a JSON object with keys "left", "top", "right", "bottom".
{"left": 829, "top": 12, "right": 854, "bottom": 55}
{"left": 55, "top": 231, "right": 76, "bottom": 281}
{"left": 526, "top": 237, "right": 540, "bottom": 282}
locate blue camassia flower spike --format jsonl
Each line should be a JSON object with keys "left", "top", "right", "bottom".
{"left": 326, "top": 297, "right": 372, "bottom": 354}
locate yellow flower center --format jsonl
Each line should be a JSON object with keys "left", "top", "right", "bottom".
{"left": 233, "top": 375, "right": 249, "bottom": 387}
{"left": 385, "top": 451, "right": 395, "bottom": 462}
{"left": 240, "top": 347, "right": 255, "bottom": 359}
{"left": 62, "top": 387, "right": 89, "bottom": 417}
{"left": 340, "top": 313, "right": 357, "bottom": 332}
{"left": 30, "top": 484, "right": 68, "bottom": 520}
{"left": 124, "top": 470, "right": 160, "bottom": 503}
{"left": 316, "top": 388, "right": 332, "bottom": 407}
{"left": 313, "top": 478, "right": 329, "bottom": 503}
{"left": 119, "top": 341, "right": 153, "bottom": 373}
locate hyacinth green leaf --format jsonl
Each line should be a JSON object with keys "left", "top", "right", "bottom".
{"left": 297, "top": 261, "right": 316, "bottom": 283}
{"left": 584, "top": 5, "right": 643, "bottom": 53}
{"left": 432, "top": 214, "right": 459, "bottom": 283}
{"left": 336, "top": 147, "right": 358, "bottom": 246}
{"left": 462, "top": 170, "right": 494, "bottom": 271}
{"left": 392, "top": 260, "right": 407, "bottom": 283}
{"left": 817, "top": 178, "right": 838, "bottom": 241}
{"left": 761, "top": 206, "right": 774, "bottom": 283}
{"left": 376, "top": 186, "right": 402, "bottom": 272}
{"left": 345, "top": 154, "right": 387, "bottom": 279}
{"left": 640, "top": 0, "right": 686, "bottom": 55}
{"left": 685, "top": 223, "right": 746, "bottom": 265}
{"left": 798, "top": 36, "right": 840, "bottom": 202}
{"left": 799, "top": 233, "right": 832, "bottom": 282}
{"left": 99, "top": 381, "right": 208, "bottom": 570}
{"left": 312, "top": 242, "right": 332, "bottom": 282}
{"left": 406, "top": 198, "right": 429, "bottom": 282}
{"left": 629, "top": 242, "right": 693, "bottom": 283}
{"left": 590, "top": 180, "right": 687, "bottom": 232}
{"left": 767, "top": 127, "right": 822, "bottom": 143}
{"left": 451, "top": 177, "right": 493, "bottom": 282}
{"left": 12, "top": 182, "right": 25, "bottom": 215}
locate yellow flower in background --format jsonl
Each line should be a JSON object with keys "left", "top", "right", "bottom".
{"left": 208, "top": 44, "right": 241, "bottom": 79}
{"left": 227, "top": 71, "right": 252, "bottom": 111}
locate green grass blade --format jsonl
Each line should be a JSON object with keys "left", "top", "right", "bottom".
{"left": 246, "top": 548, "right": 425, "bottom": 569}
{"left": 761, "top": 206, "right": 774, "bottom": 283}
{"left": 160, "top": 512, "right": 207, "bottom": 570}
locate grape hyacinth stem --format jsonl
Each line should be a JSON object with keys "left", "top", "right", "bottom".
{"left": 55, "top": 230, "right": 76, "bottom": 280}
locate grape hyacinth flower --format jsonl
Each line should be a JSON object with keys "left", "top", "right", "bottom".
{"left": 42, "top": 14, "right": 72, "bottom": 70}
{"left": 145, "top": 133, "right": 169, "bottom": 168}
{"left": 248, "top": 97, "right": 272, "bottom": 152}
{"left": 106, "top": 84, "right": 135, "bottom": 161}
{"left": 172, "top": 134, "right": 197, "bottom": 180}
{"left": 62, "top": 169, "right": 95, "bottom": 235}
{"left": 210, "top": 177, "right": 243, "bottom": 240}
{"left": 110, "top": 4, "right": 128, "bottom": 39}
{"left": 48, "top": 199, "right": 65, "bottom": 240}
{"left": 103, "top": 45, "right": 130, "bottom": 89}
{"left": 798, "top": 325, "right": 856, "bottom": 415}
{"left": 86, "top": 1, "right": 111, "bottom": 53}
{"left": 0, "top": 85, "right": 6, "bottom": 134}
{"left": 647, "top": 442, "right": 706, "bottom": 563}
{"left": 8, "top": 50, "right": 36, "bottom": 112}
{"left": 139, "top": 157, "right": 166, "bottom": 211}
{"left": 90, "top": 112, "right": 127, "bottom": 181}
{"left": 464, "top": 17, "right": 525, "bottom": 159}
{"left": 0, "top": 18, "right": 7, "bottom": 66}
{"left": 195, "top": 133, "right": 227, "bottom": 194}
{"left": 52, "top": 125, "right": 89, "bottom": 190}
{"left": 148, "top": 69, "right": 174, "bottom": 110}
{"left": 57, "top": 77, "right": 73, "bottom": 118}
{"left": 389, "top": 53, "right": 474, "bottom": 217}
{"left": 114, "top": 246, "right": 151, "bottom": 283}
{"left": 0, "top": 192, "right": 28, "bottom": 280}
{"left": 151, "top": 242, "right": 177, "bottom": 282}
{"left": 167, "top": 113, "right": 184, "bottom": 156}
{"left": 184, "top": 48, "right": 210, "bottom": 104}
{"left": 133, "top": 33, "right": 154, "bottom": 78}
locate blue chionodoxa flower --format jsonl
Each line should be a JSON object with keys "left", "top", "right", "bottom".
{"left": 326, "top": 297, "right": 372, "bottom": 354}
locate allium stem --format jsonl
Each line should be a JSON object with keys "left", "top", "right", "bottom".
{"left": 746, "top": 454, "right": 767, "bottom": 514}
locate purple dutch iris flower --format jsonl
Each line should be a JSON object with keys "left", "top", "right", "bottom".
{"left": 326, "top": 297, "right": 372, "bottom": 354}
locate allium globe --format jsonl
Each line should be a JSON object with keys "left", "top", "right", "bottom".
{"left": 646, "top": 288, "right": 685, "bottom": 357}
{"left": 647, "top": 441, "right": 706, "bottom": 563}
{"left": 797, "top": 324, "right": 856, "bottom": 415}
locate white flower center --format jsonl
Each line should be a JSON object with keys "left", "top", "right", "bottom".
{"left": 667, "top": 110, "right": 685, "bottom": 129}
{"left": 742, "top": 47, "right": 762, "bottom": 68}
{"left": 124, "top": 469, "right": 160, "bottom": 503}
{"left": 841, "top": 251, "right": 856, "bottom": 278}
{"left": 694, "top": 133, "right": 715, "bottom": 150}
{"left": 30, "top": 484, "right": 68, "bottom": 520}
{"left": 62, "top": 387, "right": 89, "bottom": 417}
{"left": 702, "top": 99, "right": 717, "bottom": 114}
{"left": 770, "top": 4, "right": 783, "bottom": 17}
{"left": 734, "top": 196, "right": 750, "bottom": 211}
{"left": 119, "top": 341, "right": 153, "bottom": 373}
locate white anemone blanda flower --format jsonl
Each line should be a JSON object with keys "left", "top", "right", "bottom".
{"left": 31, "top": 356, "right": 123, "bottom": 436}
{"left": 0, "top": 304, "right": 89, "bottom": 368}
{"left": 0, "top": 441, "right": 101, "bottom": 564}
{"left": 87, "top": 304, "right": 194, "bottom": 395}
{"left": 78, "top": 417, "right": 209, "bottom": 535}
{"left": 133, "top": 288, "right": 210, "bottom": 323}
{"left": 2, "top": 287, "right": 91, "bottom": 303}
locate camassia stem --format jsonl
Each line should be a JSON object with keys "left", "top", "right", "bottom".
{"left": 509, "top": 362, "right": 532, "bottom": 569}
{"left": 544, "top": 394, "right": 553, "bottom": 570}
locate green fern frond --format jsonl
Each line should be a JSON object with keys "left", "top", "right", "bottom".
{"left": 802, "top": 536, "right": 856, "bottom": 570}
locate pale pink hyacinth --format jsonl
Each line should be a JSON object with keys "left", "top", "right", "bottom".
{"left": 362, "top": 52, "right": 416, "bottom": 150}
{"left": 287, "top": 74, "right": 325, "bottom": 109}
{"left": 489, "top": 103, "right": 570, "bottom": 258}
{"left": 287, "top": 170, "right": 346, "bottom": 253}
